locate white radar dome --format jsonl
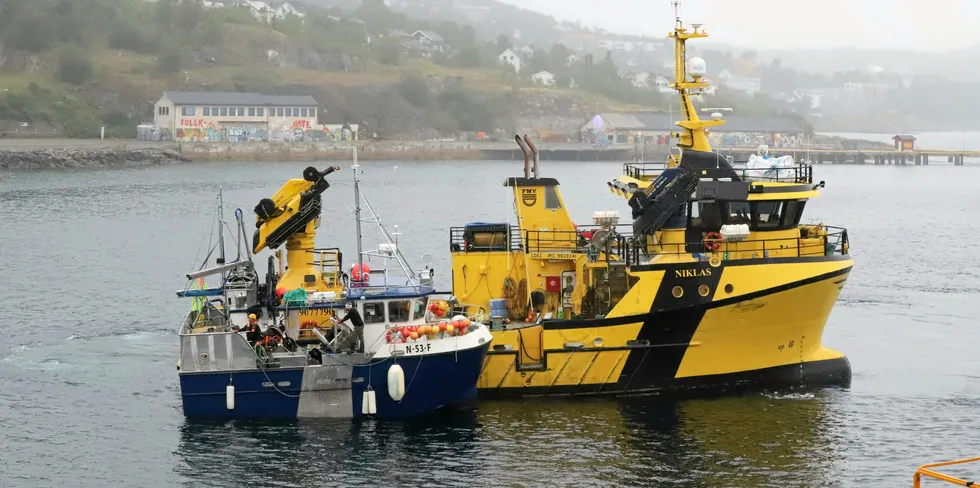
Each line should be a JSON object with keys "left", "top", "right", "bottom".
{"left": 688, "top": 57, "right": 707, "bottom": 77}
{"left": 711, "top": 112, "right": 723, "bottom": 121}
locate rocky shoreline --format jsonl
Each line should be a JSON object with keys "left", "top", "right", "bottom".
{"left": 0, "top": 147, "right": 192, "bottom": 170}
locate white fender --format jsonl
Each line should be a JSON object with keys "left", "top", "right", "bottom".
{"left": 362, "top": 390, "right": 371, "bottom": 415}
{"left": 226, "top": 384, "right": 235, "bottom": 410}
{"left": 387, "top": 364, "right": 406, "bottom": 401}
{"left": 367, "top": 389, "right": 377, "bottom": 415}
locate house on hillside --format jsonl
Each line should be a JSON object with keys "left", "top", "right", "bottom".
{"left": 581, "top": 112, "right": 802, "bottom": 147}
{"left": 531, "top": 71, "right": 556, "bottom": 87}
{"left": 654, "top": 75, "right": 672, "bottom": 93}
{"left": 498, "top": 49, "right": 524, "bottom": 73}
{"left": 628, "top": 72, "right": 652, "bottom": 88}
{"left": 717, "top": 69, "right": 761, "bottom": 96}
{"left": 411, "top": 30, "right": 447, "bottom": 52}
{"left": 243, "top": 1, "right": 305, "bottom": 23}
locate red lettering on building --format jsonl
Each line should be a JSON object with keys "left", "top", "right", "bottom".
{"left": 180, "top": 119, "right": 205, "bottom": 127}
{"left": 294, "top": 120, "right": 311, "bottom": 129}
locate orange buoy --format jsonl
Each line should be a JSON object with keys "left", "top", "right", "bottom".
{"left": 351, "top": 263, "right": 371, "bottom": 282}
{"left": 438, "top": 322, "right": 448, "bottom": 332}
{"left": 410, "top": 331, "right": 419, "bottom": 341}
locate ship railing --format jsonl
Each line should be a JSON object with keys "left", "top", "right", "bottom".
{"left": 914, "top": 457, "right": 980, "bottom": 487}
{"left": 628, "top": 226, "right": 849, "bottom": 263}
{"left": 524, "top": 226, "right": 635, "bottom": 261}
{"left": 623, "top": 161, "right": 668, "bottom": 180}
{"left": 308, "top": 247, "right": 344, "bottom": 289}
{"left": 733, "top": 162, "right": 813, "bottom": 184}
{"left": 449, "top": 225, "right": 524, "bottom": 252}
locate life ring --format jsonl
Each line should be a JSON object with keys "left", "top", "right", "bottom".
{"left": 704, "top": 232, "right": 723, "bottom": 251}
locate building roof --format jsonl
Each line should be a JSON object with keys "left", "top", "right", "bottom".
{"left": 412, "top": 30, "right": 445, "bottom": 43}
{"left": 585, "top": 112, "right": 804, "bottom": 133}
{"left": 893, "top": 134, "right": 916, "bottom": 141}
{"left": 162, "top": 91, "right": 318, "bottom": 106}
{"left": 532, "top": 71, "right": 554, "bottom": 77}
{"left": 498, "top": 48, "right": 525, "bottom": 63}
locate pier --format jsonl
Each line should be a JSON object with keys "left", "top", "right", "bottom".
{"left": 719, "top": 147, "right": 976, "bottom": 166}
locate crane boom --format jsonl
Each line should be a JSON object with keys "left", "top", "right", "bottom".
{"left": 251, "top": 165, "right": 340, "bottom": 293}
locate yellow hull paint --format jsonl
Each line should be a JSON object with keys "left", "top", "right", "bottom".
{"left": 475, "top": 256, "right": 853, "bottom": 396}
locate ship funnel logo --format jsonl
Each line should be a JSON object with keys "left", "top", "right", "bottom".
{"left": 521, "top": 188, "right": 538, "bottom": 207}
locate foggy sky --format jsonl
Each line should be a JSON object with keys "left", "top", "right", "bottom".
{"left": 497, "top": 0, "right": 980, "bottom": 52}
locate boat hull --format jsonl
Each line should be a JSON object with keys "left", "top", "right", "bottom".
{"left": 179, "top": 342, "right": 490, "bottom": 419}
{"left": 476, "top": 256, "right": 853, "bottom": 397}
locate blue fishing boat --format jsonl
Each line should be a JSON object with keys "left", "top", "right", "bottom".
{"left": 175, "top": 150, "right": 492, "bottom": 419}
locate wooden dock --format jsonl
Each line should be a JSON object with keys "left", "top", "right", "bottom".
{"left": 720, "top": 147, "right": 976, "bottom": 166}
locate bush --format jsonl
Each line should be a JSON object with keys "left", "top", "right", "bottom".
{"left": 157, "top": 48, "right": 182, "bottom": 74}
{"left": 109, "top": 24, "right": 150, "bottom": 53}
{"left": 57, "top": 48, "right": 94, "bottom": 86}
{"left": 371, "top": 39, "right": 401, "bottom": 66}
{"left": 398, "top": 73, "right": 430, "bottom": 109}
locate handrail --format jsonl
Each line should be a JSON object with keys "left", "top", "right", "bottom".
{"left": 622, "top": 161, "right": 814, "bottom": 184}
{"left": 914, "top": 457, "right": 980, "bottom": 487}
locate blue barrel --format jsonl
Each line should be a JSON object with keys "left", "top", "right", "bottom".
{"left": 489, "top": 299, "right": 508, "bottom": 319}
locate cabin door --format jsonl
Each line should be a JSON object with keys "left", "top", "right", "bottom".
{"left": 517, "top": 325, "right": 545, "bottom": 371}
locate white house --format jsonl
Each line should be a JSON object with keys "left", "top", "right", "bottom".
{"left": 243, "top": 1, "right": 305, "bottom": 23}
{"left": 718, "top": 69, "right": 761, "bottom": 96}
{"left": 411, "top": 30, "right": 446, "bottom": 52}
{"left": 627, "top": 72, "right": 651, "bottom": 89}
{"left": 654, "top": 75, "right": 673, "bottom": 93}
{"left": 531, "top": 71, "right": 556, "bottom": 87}
{"left": 566, "top": 53, "right": 580, "bottom": 66}
{"left": 498, "top": 49, "right": 524, "bottom": 73}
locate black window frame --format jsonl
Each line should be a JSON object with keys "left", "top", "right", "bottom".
{"left": 362, "top": 302, "right": 386, "bottom": 324}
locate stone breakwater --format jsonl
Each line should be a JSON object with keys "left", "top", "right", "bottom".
{"left": 0, "top": 147, "right": 191, "bottom": 170}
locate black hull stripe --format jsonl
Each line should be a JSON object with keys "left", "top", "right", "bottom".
{"left": 478, "top": 356, "right": 852, "bottom": 398}
{"left": 543, "top": 265, "right": 851, "bottom": 331}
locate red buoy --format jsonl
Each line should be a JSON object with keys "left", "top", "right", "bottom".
{"left": 351, "top": 263, "right": 371, "bottom": 282}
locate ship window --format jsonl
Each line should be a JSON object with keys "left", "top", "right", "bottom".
{"left": 544, "top": 186, "right": 561, "bottom": 209}
{"left": 753, "top": 201, "right": 784, "bottom": 230}
{"left": 724, "top": 202, "right": 751, "bottom": 225}
{"left": 689, "top": 201, "right": 721, "bottom": 229}
{"left": 388, "top": 300, "right": 411, "bottom": 323}
{"left": 411, "top": 298, "right": 428, "bottom": 321}
{"left": 362, "top": 302, "right": 385, "bottom": 324}
{"left": 782, "top": 200, "right": 806, "bottom": 227}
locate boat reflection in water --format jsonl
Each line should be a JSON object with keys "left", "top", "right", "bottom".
{"left": 174, "top": 393, "right": 844, "bottom": 487}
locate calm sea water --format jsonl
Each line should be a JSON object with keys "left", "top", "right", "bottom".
{"left": 2, "top": 160, "right": 980, "bottom": 487}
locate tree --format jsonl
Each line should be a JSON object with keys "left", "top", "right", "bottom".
{"left": 157, "top": 47, "right": 182, "bottom": 74}
{"left": 495, "top": 34, "right": 512, "bottom": 51}
{"left": 398, "top": 72, "right": 430, "bottom": 109}
{"left": 58, "top": 47, "right": 94, "bottom": 86}
{"left": 371, "top": 38, "right": 401, "bottom": 66}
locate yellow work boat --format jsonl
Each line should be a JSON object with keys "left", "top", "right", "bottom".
{"left": 446, "top": 9, "right": 853, "bottom": 397}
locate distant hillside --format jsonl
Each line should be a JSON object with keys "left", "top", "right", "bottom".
{"left": 0, "top": 0, "right": 668, "bottom": 139}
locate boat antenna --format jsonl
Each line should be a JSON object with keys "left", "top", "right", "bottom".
{"left": 217, "top": 187, "right": 227, "bottom": 282}
{"left": 352, "top": 146, "right": 363, "bottom": 281}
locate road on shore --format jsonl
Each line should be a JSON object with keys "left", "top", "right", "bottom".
{"left": 0, "top": 139, "right": 176, "bottom": 151}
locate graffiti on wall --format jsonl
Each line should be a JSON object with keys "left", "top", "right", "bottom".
{"left": 175, "top": 119, "right": 223, "bottom": 142}
{"left": 172, "top": 119, "right": 358, "bottom": 143}
{"left": 226, "top": 125, "right": 267, "bottom": 142}
{"left": 710, "top": 132, "right": 803, "bottom": 148}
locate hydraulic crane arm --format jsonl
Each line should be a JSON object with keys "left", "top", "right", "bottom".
{"left": 252, "top": 165, "right": 339, "bottom": 254}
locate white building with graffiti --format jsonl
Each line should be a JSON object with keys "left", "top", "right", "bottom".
{"left": 151, "top": 91, "right": 357, "bottom": 142}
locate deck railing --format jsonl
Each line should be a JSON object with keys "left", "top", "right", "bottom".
{"left": 914, "top": 457, "right": 980, "bottom": 487}
{"left": 449, "top": 225, "right": 524, "bottom": 252}
{"left": 622, "top": 160, "right": 814, "bottom": 184}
